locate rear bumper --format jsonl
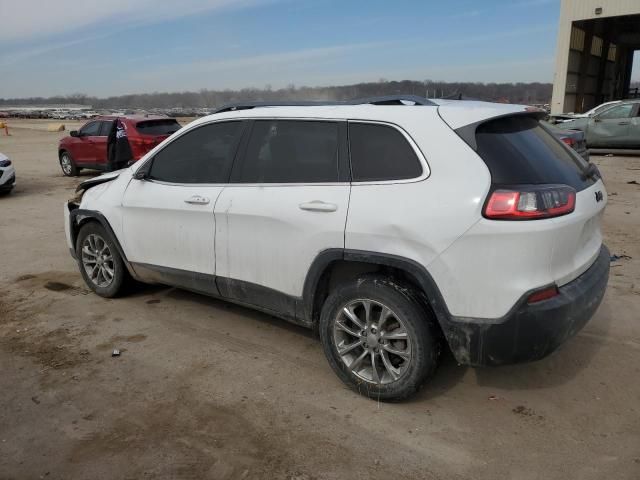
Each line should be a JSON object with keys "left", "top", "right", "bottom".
{"left": 440, "top": 244, "right": 610, "bottom": 366}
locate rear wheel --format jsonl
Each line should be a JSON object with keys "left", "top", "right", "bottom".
{"left": 319, "top": 276, "right": 440, "bottom": 401}
{"left": 76, "top": 222, "right": 128, "bottom": 297}
{"left": 60, "top": 151, "right": 79, "bottom": 176}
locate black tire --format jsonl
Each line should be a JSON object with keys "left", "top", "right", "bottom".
{"left": 319, "top": 275, "right": 440, "bottom": 401}
{"left": 76, "top": 222, "right": 129, "bottom": 298}
{"left": 59, "top": 150, "right": 79, "bottom": 177}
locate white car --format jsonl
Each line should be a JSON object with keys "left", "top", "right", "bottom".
{"left": 553, "top": 100, "right": 622, "bottom": 123}
{"left": 63, "top": 96, "right": 610, "bottom": 400}
{"left": 0, "top": 152, "right": 15, "bottom": 194}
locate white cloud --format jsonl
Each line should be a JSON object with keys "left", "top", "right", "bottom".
{"left": 0, "top": 0, "right": 270, "bottom": 43}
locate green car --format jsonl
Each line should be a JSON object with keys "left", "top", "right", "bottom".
{"left": 561, "top": 99, "right": 640, "bottom": 149}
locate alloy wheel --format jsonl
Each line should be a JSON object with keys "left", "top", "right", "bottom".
{"left": 81, "top": 234, "right": 115, "bottom": 288}
{"left": 333, "top": 299, "right": 412, "bottom": 385}
{"left": 61, "top": 154, "right": 72, "bottom": 175}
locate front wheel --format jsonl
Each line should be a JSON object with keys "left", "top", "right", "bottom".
{"left": 319, "top": 276, "right": 440, "bottom": 401}
{"left": 60, "top": 151, "right": 79, "bottom": 177}
{"left": 76, "top": 222, "right": 128, "bottom": 298}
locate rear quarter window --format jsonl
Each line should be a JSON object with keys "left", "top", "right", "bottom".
{"left": 135, "top": 119, "right": 181, "bottom": 136}
{"left": 349, "top": 123, "right": 422, "bottom": 182}
{"left": 474, "top": 116, "right": 594, "bottom": 191}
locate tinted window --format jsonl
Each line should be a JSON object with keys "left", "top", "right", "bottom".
{"left": 598, "top": 104, "right": 633, "bottom": 120}
{"left": 80, "top": 121, "right": 100, "bottom": 136}
{"left": 349, "top": 123, "right": 422, "bottom": 181}
{"left": 99, "top": 121, "right": 114, "bottom": 136}
{"left": 238, "top": 120, "right": 339, "bottom": 183}
{"left": 475, "top": 116, "right": 593, "bottom": 191}
{"left": 148, "top": 121, "right": 243, "bottom": 183}
{"left": 136, "top": 119, "right": 181, "bottom": 135}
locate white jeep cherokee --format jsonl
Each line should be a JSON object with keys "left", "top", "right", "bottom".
{"left": 64, "top": 96, "right": 609, "bottom": 400}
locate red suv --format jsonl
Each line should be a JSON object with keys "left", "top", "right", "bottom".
{"left": 58, "top": 115, "right": 181, "bottom": 176}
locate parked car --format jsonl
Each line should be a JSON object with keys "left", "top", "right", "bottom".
{"left": 0, "top": 152, "right": 16, "bottom": 194}
{"left": 551, "top": 100, "right": 622, "bottom": 123}
{"left": 64, "top": 97, "right": 609, "bottom": 401}
{"left": 542, "top": 120, "right": 590, "bottom": 162}
{"left": 559, "top": 99, "right": 640, "bottom": 149}
{"left": 58, "top": 115, "right": 182, "bottom": 176}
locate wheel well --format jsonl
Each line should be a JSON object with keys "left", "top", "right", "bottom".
{"left": 59, "top": 149, "right": 67, "bottom": 161}
{"left": 310, "top": 260, "right": 436, "bottom": 326}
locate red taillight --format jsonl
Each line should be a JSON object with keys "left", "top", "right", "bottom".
{"left": 527, "top": 285, "right": 559, "bottom": 304}
{"left": 484, "top": 185, "right": 576, "bottom": 220}
{"left": 561, "top": 137, "right": 575, "bottom": 147}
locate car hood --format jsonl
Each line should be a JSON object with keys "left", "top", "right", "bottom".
{"left": 558, "top": 118, "right": 590, "bottom": 130}
{"left": 75, "top": 169, "right": 125, "bottom": 193}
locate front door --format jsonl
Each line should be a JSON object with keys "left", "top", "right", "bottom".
{"left": 121, "top": 120, "right": 246, "bottom": 292}
{"left": 214, "top": 119, "right": 350, "bottom": 315}
{"left": 588, "top": 103, "right": 634, "bottom": 147}
{"left": 74, "top": 120, "right": 102, "bottom": 164}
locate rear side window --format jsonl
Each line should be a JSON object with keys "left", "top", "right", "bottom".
{"left": 349, "top": 123, "right": 422, "bottom": 182}
{"left": 237, "top": 120, "right": 339, "bottom": 183}
{"left": 148, "top": 121, "right": 243, "bottom": 184}
{"left": 136, "top": 119, "right": 181, "bottom": 136}
{"left": 475, "top": 116, "right": 593, "bottom": 191}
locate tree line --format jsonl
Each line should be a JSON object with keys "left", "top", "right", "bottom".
{"left": 0, "top": 80, "right": 556, "bottom": 109}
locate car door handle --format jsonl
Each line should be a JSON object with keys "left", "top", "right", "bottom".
{"left": 618, "top": 121, "right": 630, "bottom": 125}
{"left": 184, "top": 195, "right": 210, "bottom": 205}
{"left": 299, "top": 201, "right": 337, "bottom": 212}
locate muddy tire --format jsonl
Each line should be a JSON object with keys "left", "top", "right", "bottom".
{"left": 319, "top": 275, "right": 440, "bottom": 401}
{"left": 60, "top": 151, "right": 79, "bottom": 177}
{"left": 76, "top": 222, "right": 128, "bottom": 298}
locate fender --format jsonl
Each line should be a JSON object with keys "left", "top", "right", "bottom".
{"left": 301, "top": 248, "right": 454, "bottom": 328}
{"left": 68, "top": 208, "right": 138, "bottom": 279}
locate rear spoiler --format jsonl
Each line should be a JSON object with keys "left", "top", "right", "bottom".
{"left": 453, "top": 110, "right": 547, "bottom": 151}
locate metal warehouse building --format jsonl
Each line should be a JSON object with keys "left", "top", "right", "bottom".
{"left": 551, "top": 0, "right": 640, "bottom": 114}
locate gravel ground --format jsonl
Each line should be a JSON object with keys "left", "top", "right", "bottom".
{"left": 0, "top": 120, "right": 639, "bottom": 479}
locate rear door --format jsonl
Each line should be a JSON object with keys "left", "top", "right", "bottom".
{"left": 587, "top": 103, "right": 634, "bottom": 147}
{"left": 121, "top": 120, "right": 245, "bottom": 288}
{"left": 214, "top": 119, "right": 350, "bottom": 313}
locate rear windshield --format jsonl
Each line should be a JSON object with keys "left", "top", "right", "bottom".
{"left": 135, "top": 119, "right": 181, "bottom": 136}
{"left": 474, "top": 116, "right": 593, "bottom": 190}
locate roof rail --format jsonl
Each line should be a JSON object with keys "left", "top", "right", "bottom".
{"left": 213, "top": 95, "right": 436, "bottom": 113}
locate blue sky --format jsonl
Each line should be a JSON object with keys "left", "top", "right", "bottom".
{"left": 0, "top": 0, "right": 637, "bottom": 98}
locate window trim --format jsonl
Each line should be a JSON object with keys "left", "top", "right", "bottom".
{"left": 139, "top": 119, "right": 247, "bottom": 187}
{"left": 347, "top": 120, "right": 430, "bottom": 185}
{"left": 133, "top": 116, "right": 430, "bottom": 187}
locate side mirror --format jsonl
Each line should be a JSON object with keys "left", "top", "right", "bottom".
{"left": 593, "top": 117, "right": 601, "bottom": 123}
{"left": 133, "top": 159, "right": 152, "bottom": 180}
{"left": 70, "top": 130, "right": 79, "bottom": 137}
{"left": 133, "top": 169, "right": 147, "bottom": 180}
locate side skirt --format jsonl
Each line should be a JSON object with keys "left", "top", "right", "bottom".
{"left": 131, "top": 263, "right": 306, "bottom": 328}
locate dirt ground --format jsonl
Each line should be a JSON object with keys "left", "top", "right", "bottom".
{"left": 0, "top": 119, "right": 639, "bottom": 480}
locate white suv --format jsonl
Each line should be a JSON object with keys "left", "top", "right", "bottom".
{"left": 63, "top": 96, "right": 609, "bottom": 400}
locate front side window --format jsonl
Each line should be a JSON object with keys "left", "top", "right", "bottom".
{"left": 237, "top": 120, "right": 339, "bottom": 183}
{"left": 597, "top": 104, "right": 633, "bottom": 120}
{"left": 148, "top": 121, "right": 244, "bottom": 184}
{"left": 80, "top": 121, "right": 101, "bottom": 136}
{"left": 349, "top": 123, "right": 423, "bottom": 182}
